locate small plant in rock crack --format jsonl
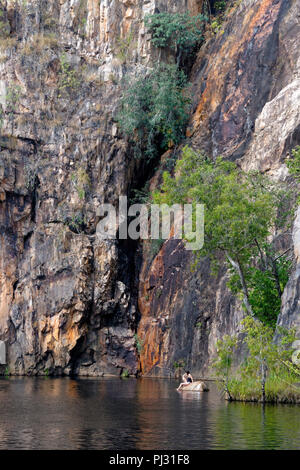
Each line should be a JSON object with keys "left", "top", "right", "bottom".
{"left": 6, "top": 85, "right": 21, "bottom": 115}
{"left": 58, "top": 53, "right": 81, "bottom": 97}
{"left": 75, "top": 0, "right": 88, "bottom": 38}
{"left": 115, "top": 31, "right": 136, "bottom": 63}
{"left": 64, "top": 213, "right": 86, "bottom": 234}
{"left": 214, "top": 1, "right": 229, "bottom": 13}
{"left": 173, "top": 359, "right": 186, "bottom": 370}
{"left": 286, "top": 146, "right": 300, "bottom": 203}
{"left": 71, "top": 167, "right": 91, "bottom": 201}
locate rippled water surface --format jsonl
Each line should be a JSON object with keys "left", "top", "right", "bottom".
{"left": 0, "top": 377, "right": 299, "bottom": 449}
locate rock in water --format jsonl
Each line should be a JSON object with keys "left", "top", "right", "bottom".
{"left": 179, "top": 381, "right": 209, "bottom": 392}
{"left": 0, "top": 341, "right": 6, "bottom": 365}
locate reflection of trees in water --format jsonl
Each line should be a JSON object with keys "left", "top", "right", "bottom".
{"left": 0, "top": 378, "right": 300, "bottom": 449}
{"left": 213, "top": 402, "right": 300, "bottom": 449}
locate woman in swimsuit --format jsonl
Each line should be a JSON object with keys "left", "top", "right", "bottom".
{"left": 177, "top": 371, "right": 193, "bottom": 390}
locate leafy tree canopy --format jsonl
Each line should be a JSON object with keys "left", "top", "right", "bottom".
{"left": 153, "top": 146, "right": 291, "bottom": 324}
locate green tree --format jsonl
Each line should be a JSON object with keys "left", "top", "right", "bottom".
{"left": 239, "top": 317, "right": 297, "bottom": 402}
{"left": 228, "top": 246, "right": 292, "bottom": 327}
{"left": 144, "top": 12, "right": 207, "bottom": 64}
{"left": 214, "top": 317, "right": 298, "bottom": 403}
{"left": 154, "top": 146, "right": 290, "bottom": 324}
{"left": 213, "top": 334, "right": 239, "bottom": 400}
{"left": 117, "top": 64, "right": 190, "bottom": 160}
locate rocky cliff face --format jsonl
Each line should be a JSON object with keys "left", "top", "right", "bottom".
{"left": 137, "top": 0, "right": 300, "bottom": 377}
{"left": 0, "top": 0, "right": 204, "bottom": 376}
{"left": 0, "top": 0, "right": 299, "bottom": 377}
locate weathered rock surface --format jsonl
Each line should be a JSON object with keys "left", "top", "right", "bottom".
{"left": 0, "top": 0, "right": 300, "bottom": 377}
{"left": 178, "top": 381, "right": 209, "bottom": 392}
{"left": 0, "top": 0, "right": 203, "bottom": 376}
{"left": 138, "top": 0, "right": 300, "bottom": 377}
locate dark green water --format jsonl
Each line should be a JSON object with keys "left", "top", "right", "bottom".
{"left": 0, "top": 377, "right": 299, "bottom": 449}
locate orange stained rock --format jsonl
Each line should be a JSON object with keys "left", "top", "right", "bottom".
{"left": 192, "top": 0, "right": 281, "bottom": 130}
{"left": 138, "top": 238, "right": 175, "bottom": 374}
{"left": 66, "top": 319, "right": 82, "bottom": 350}
{"left": 139, "top": 320, "right": 163, "bottom": 375}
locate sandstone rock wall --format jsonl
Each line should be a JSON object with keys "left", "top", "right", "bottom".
{"left": 0, "top": 0, "right": 299, "bottom": 377}
{"left": 0, "top": 0, "right": 202, "bottom": 375}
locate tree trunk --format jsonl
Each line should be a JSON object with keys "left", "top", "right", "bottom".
{"left": 225, "top": 252, "right": 254, "bottom": 317}
{"left": 254, "top": 238, "right": 267, "bottom": 271}
{"left": 261, "top": 359, "right": 266, "bottom": 403}
{"left": 225, "top": 376, "right": 232, "bottom": 401}
{"left": 271, "top": 258, "right": 282, "bottom": 298}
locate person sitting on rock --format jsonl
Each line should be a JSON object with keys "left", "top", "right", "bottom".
{"left": 177, "top": 371, "right": 193, "bottom": 390}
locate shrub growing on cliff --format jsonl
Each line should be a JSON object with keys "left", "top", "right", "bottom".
{"left": 214, "top": 1, "right": 229, "bottom": 13}
{"left": 153, "top": 146, "right": 291, "bottom": 325}
{"left": 71, "top": 167, "right": 91, "bottom": 201}
{"left": 58, "top": 53, "right": 81, "bottom": 97}
{"left": 145, "top": 12, "right": 207, "bottom": 64}
{"left": 117, "top": 64, "right": 190, "bottom": 159}
{"left": 0, "top": 9, "right": 10, "bottom": 39}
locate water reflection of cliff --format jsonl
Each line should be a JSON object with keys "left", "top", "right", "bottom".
{"left": 0, "top": 378, "right": 299, "bottom": 449}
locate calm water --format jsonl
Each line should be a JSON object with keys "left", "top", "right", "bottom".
{"left": 0, "top": 377, "right": 299, "bottom": 450}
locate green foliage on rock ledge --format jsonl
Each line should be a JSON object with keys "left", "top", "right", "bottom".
{"left": 0, "top": 8, "right": 10, "bottom": 38}
{"left": 214, "top": 1, "right": 229, "bottom": 12}
{"left": 228, "top": 246, "right": 292, "bottom": 327}
{"left": 58, "top": 53, "right": 82, "bottom": 97}
{"left": 145, "top": 12, "right": 207, "bottom": 63}
{"left": 117, "top": 64, "right": 190, "bottom": 160}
